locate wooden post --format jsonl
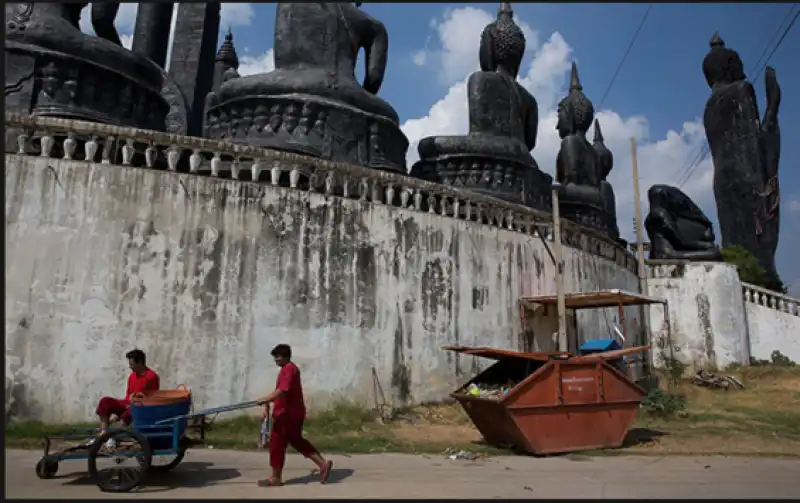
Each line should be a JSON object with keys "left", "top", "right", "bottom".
{"left": 631, "top": 137, "right": 654, "bottom": 376}
{"left": 630, "top": 137, "right": 646, "bottom": 283}
{"left": 552, "top": 188, "right": 567, "bottom": 353}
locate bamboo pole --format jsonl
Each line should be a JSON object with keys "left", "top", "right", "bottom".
{"left": 552, "top": 188, "right": 567, "bottom": 353}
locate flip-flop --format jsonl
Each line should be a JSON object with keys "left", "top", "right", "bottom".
{"left": 320, "top": 460, "right": 333, "bottom": 484}
{"left": 257, "top": 478, "right": 283, "bottom": 487}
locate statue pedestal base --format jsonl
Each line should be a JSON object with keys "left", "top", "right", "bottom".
{"left": 5, "top": 41, "right": 172, "bottom": 134}
{"left": 410, "top": 154, "right": 552, "bottom": 210}
{"left": 557, "top": 184, "right": 619, "bottom": 239}
{"left": 204, "top": 94, "right": 409, "bottom": 174}
{"left": 408, "top": 134, "right": 551, "bottom": 209}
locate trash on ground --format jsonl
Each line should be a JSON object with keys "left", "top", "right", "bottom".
{"left": 444, "top": 447, "right": 484, "bottom": 461}
{"left": 691, "top": 370, "right": 745, "bottom": 390}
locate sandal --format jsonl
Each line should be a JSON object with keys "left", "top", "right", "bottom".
{"left": 257, "top": 478, "right": 284, "bottom": 487}
{"left": 320, "top": 460, "right": 333, "bottom": 484}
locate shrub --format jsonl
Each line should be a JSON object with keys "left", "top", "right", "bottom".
{"left": 641, "top": 388, "right": 687, "bottom": 418}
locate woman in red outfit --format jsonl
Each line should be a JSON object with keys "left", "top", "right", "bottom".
{"left": 256, "top": 344, "right": 332, "bottom": 487}
{"left": 90, "top": 349, "right": 160, "bottom": 447}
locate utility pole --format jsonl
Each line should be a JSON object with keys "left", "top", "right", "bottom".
{"left": 630, "top": 138, "right": 646, "bottom": 284}
{"left": 552, "top": 188, "right": 567, "bottom": 353}
{"left": 631, "top": 137, "right": 653, "bottom": 376}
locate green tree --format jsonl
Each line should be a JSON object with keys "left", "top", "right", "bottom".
{"left": 721, "top": 245, "right": 786, "bottom": 292}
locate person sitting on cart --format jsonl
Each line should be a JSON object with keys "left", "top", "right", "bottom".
{"left": 87, "top": 349, "right": 160, "bottom": 447}
{"left": 256, "top": 344, "right": 333, "bottom": 487}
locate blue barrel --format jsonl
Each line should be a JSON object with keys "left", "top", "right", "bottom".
{"left": 130, "top": 399, "right": 191, "bottom": 450}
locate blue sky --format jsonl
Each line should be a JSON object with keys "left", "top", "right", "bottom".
{"left": 87, "top": 3, "right": 799, "bottom": 294}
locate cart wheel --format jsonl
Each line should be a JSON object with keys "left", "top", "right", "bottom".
{"left": 144, "top": 448, "right": 186, "bottom": 473}
{"left": 35, "top": 457, "right": 59, "bottom": 479}
{"left": 88, "top": 429, "right": 152, "bottom": 493}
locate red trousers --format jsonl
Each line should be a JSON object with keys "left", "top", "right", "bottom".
{"left": 96, "top": 397, "right": 132, "bottom": 425}
{"left": 269, "top": 413, "right": 318, "bottom": 470}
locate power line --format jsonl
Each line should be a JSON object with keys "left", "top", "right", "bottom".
{"left": 676, "top": 5, "right": 799, "bottom": 189}
{"left": 752, "top": 5, "right": 799, "bottom": 83}
{"left": 596, "top": 4, "right": 653, "bottom": 111}
{"left": 748, "top": 4, "right": 798, "bottom": 80}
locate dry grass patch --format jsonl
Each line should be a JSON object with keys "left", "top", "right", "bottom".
{"left": 7, "top": 368, "right": 800, "bottom": 458}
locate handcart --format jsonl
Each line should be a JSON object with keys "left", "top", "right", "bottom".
{"left": 34, "top": 389, "right": 264, "bottom": 493}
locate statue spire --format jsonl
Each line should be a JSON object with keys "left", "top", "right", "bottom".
{"left": 215, "top": 26, "right": 239, "bottom": 69}
{"left": 499, "top": 2, "right": 513, "bottom": 19}
{"left": 710, "top": 32, "right": 724, "bottom": 48}
{"left": 569, "top": 61, "right": 583, "bottom": 91}
{"left": 593, "top": 119, "right": 604, "bottom": 143}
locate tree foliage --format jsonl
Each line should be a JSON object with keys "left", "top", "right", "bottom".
{"left": 721, "top": 245, "right": 786, "bottom": 292}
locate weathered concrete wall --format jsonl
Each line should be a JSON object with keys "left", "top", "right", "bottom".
{"left": 646, "top": 262, "right": 749, "bottom": 371}
{"left": 5, "top": 155, "right": 641, "bottom": 422}
{"left": 743, "top": 284, "right": 800, "bottom": 364}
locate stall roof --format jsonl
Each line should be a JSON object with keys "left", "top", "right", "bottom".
{"left": 441, "top": 345, "right": 650, "bottom": 363}
{"left": 440, "top": 346, "right": 567, "bottom": 362}
{"left": 519, "top": 289, "right": 666, "bottom": 311}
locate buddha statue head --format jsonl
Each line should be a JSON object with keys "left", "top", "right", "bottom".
{"left": 702, "top": 33, "right": 746, "bottom": 88}
{"left": 479, "top": 2, "right": 526, "bottom": 78}
{"left": 556, "top": 62, "right": 594, "bottom": 138}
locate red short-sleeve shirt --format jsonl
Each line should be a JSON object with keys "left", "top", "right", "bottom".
{"left": 126, "top": 369, "right": 160, "bottom": 400}
{"left": 273, "top": 362, "right": 306, "bottom": 418}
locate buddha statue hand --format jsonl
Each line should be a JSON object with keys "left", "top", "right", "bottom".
{"left": 90, "top": 3, "right": 122, "bottom": 46}
{"left": 344, "top": 3, "right": 388, "bottom": 94}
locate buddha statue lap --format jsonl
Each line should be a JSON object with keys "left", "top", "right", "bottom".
{"left": 409, "top": 3, "right": 552, "bottom": 210}
{"left": 644, "top": 184, "right": 722, "bottom": 261}
{"left": 5, "top": 2, "right": 184, "bottom": 144}
{"left": 203, "top": 3, "right": 408, "bottom": 174}
{"left": 554, "top": 63, "right": 619, "bottom": 239}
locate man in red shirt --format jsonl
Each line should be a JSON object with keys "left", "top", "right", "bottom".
{"left": 256, "top": 344, "right": 332, "bottom": 487}
{"left": 89, "top": 349, "right": 160, "bottom": 446}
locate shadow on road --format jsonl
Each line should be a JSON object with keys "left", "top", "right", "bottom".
{"left": 622, "top": 428, "right": 668, "bottom": 447}
{"left": 60, "top": 461, "right": 241, "bottom": 493}
{"left": 284, "top": 467, "right": 355, "bottom": 486}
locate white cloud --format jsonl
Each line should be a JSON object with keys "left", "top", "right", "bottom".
{"left": 221, "top": 3, "right": 255, "bottom": 29}
{"left": 120, "top": 34, "right": 133, "bottom": 51}
{"left": 402, "top": 7, "right": 717, "bottom": 242}
{"left": 790, "top": 197, "right": 800, "bottom": 214}
{"left": 411, "top": 50, "right": 428, "bottom": 67}
{"left": 238, "top": 49, "right": 275, "bottom": 76}
{"left": 415, "top": 7, "right": 537, "bottom": 86}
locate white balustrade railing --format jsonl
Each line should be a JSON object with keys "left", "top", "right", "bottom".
{"left": 742, "top": 282, "right": 799, "bottom": 316}
{"left": 5, "top": 112, "right": 638, "bottom": 272}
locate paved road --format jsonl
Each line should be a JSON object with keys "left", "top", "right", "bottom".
{"left": 6, "top": 448, "right": 800, "bottom": 499}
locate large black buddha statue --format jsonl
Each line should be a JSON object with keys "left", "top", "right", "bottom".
{"left": 5, "top": 2, "right": 185, "bottom": 142}
{"left": 409, "top": 3, "right": 552, "bottom": 210}
{"left": 644, "top": 184, "right": 722, "bottom": 261}
{"left": 702, "top": 33, "right": 782, "bottom": 289}
{"left": 203, "top": 3, "right": 408, "bottom": 173}
{"left": 553, "top": 63, "right": 619, "bottom": 239}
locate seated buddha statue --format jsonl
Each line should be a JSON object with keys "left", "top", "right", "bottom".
{"left": 644, "top": 184, "right": 722, "bottom": 261}
{"left": 203, "top": 2, "right": 408, "bottom": 174}
{"left": 554, "top": 63, "right": 619, "bottom": 239}
{"left": 5, "top": 3, "right": 179, "bottom": 135}
{"left": 592, "top": 119, "right": 621, "bottom": 239}
{"left": 409, "top": 2, "right": 552, "bottom": 210}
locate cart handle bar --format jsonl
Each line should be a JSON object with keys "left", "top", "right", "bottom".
{"left": 154, "top": 400, "right": 263, "bottom": 424}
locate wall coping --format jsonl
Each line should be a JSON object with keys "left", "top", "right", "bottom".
{"left": 5, "top": 112, "right": 638, "bottom": 273}
{"left": 741, "top": 282, "right": 799, "bottom": 316}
